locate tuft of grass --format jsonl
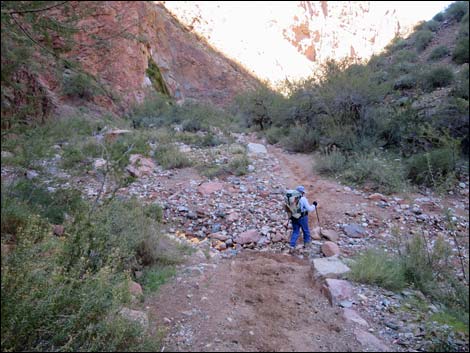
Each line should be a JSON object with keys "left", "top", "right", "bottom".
{"left": 140, "top": 265, "right": 176, "bottom": 293}
{"left": 153, "top": 145, "right": 192, "bottom": 169}
{"left": 348, "top": 249, "right": 407, "bottom": 291}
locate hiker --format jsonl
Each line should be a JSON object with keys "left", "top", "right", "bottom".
{"left": 289, "top": 185, "right": 318, "bottom": 250}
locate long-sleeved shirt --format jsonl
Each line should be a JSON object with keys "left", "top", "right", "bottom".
{"left": 299, "top": 196, "right": 316, "bottom": 213}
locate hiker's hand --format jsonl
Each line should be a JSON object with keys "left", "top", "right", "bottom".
{"left": 313, "top": 201, "right": 318, "bottom": 206}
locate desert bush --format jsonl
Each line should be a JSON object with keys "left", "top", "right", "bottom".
{"left": 385, "top": 37, "right": 408, "bottom": 53}
{"left": 444, "top": 1, "right": 469, "bottom": 22}
{"left": 406, "top": 147, "right": 457, "bottom": 186}
{"left": 428, "top": 45, "right": 450, "bottom": 61}
{"left": 348, "top": 249, "right": 406, "bottom": 291}
{"left": 315, "top": 149, "right": 347, "bottom": 176}
{"left": 62, "top": 71, "right": 101, "bottom": 100}
{"left": 1, "top": 196, "right": 166, "bottom": 351}
{"left": 414, "top": 30, "right": 433, "bottom": 52}
{"left": 264, "top": 126, "right": 288, "bottom": 145}
{"left": 392, "top": 49, "right": 418, "bottom": 63}
{"left": 425, "top": 20, "right": 440, "bottom": 32}
{"left": 453, "top": 36, "right": 469, "bottom": 64}
{"left": 433, "top": 12, "right": 445, "bottom": 22}
{"left": 452, "top": 65, "right": 469, "bottom": 99}
{"left": 342, "top": 152, "right": 406, "bottom": 193}
{"left": 153, "top": 144, "right": 191, "bottom": 169}
{"left": 421, "top": 66, "right": 455, "bottom": 91}
{"left": 282, "top": 126, "right": 319, "bottom": 153}
{"left": 394, "top": 74, "right": 418, "bottom": 90}
{"left": 227, "top": 155, "right": 250, "bottom": 176}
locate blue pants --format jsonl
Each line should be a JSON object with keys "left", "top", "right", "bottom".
{"left": 290, "top": 215, "right": 310, "bottom": 247}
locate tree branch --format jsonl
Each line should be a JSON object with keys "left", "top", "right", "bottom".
{"left": 2, "top": 1, "right": 68, "bottom": 15}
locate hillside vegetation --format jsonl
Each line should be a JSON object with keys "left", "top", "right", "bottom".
{"left": 233, "top": 1, "right": 469, "bottom": 194}
{"left": 1, "top": 1, "right": 469, "bottom": 352}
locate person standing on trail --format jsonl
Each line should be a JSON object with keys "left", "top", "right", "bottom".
{"left": 289, "top": 185, "right": 318, "bottom": 250}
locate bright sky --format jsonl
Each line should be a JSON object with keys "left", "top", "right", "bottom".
{"left": 373, "top": 1, "right": 455, "bottom": 22}
{"left": 163, "top": 1, "right": 457, "bottom": 84}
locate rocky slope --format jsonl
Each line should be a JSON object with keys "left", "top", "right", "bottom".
{"left": 2, "top": 1, "right": 261, "bottom": 120}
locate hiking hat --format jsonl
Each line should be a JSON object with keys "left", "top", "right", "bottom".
{"left": 296, "top": 185, "right": 305, "bottom": 193}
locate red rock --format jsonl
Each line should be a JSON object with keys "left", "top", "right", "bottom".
{"left": 197, "top": 182, "right": 224, "bottom": 195}
{"left": 234, "top": 229, "right": 260, "bottom": 245}
{"left": 53, "top": 224, "right": 65, "bottom": 236}
{"left": 354, "top": 328, "right": 391, "bottom": 352}
{"left": 321, "top": 229, "right": 339, "bottom": 242}
{"left": 368, "top": 193, "right": 387, "bottom": 201}
{"left": 321, "top": 241, "right": 340, "bottom": 257}
{"left": 129, "top": 280, "right": 143, "bottom": 296}
{"left": 209, "top": 232, "right": 229, "bottom": 241}
{"left": 342, "top": 308, "right": 369, "bottom": 327}
{"left": 322, "top": 278, "right": 354, "bottom": 306}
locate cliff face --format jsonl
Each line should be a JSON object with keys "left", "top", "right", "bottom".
{"left": 162, "top": 1, "right": 422, "bottom": 85}
{"left": 67, "top": 1, "right": 260, "bottom": 108}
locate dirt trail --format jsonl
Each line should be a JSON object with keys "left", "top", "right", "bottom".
{"left": 148, "top": 252, "right": 362, "bottom": 352}
{"left": 146, "top": 142, "right": 373, "bottom": 352}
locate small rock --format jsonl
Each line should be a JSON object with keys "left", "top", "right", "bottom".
{"left": 53, "top": 224, "right": 65, "bottom": 236}
{"left": 119, "top": 308, "right": 148, "bottom": 329}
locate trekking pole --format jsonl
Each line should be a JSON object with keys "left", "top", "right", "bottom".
{"left": 315, "top": 207, "right": 321, "bottom": 233}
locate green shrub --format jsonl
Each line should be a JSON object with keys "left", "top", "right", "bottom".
{"left": 421, "top": 66, "right": 455, "bottom": 91}
{"left": 144, "top": 203, "right": 163, "bottom": 222}
{"left": 140, "top": 265, "right": 176, "bottom": 293}
{"left": 1, "top": 205, "right": 162, "bottom": 352}
{"left": 406, "top": 148, "right": 457, "bottom": 186}
{"left": 182, "top": 119, "right": 202, "bottom": 132}
{"left": 385, "top": 37, "right": 408, "bottom": 53}
{"left": 393, "top": 49, "right": 418, "bottom": 63}
{"left": 433, "top": 12, "right": 445, "bottom": 22}
{"left": 428, "top": 46, "right": 450, "bottom": 61}
{"left": 227, "top": 156, "right": 250, "bottom": 176}
{"left": 452, "top": 37, "right": 469, "bottom": 64}
{"left": 265, "top": 126, "right": 288, "bottom": 145}
{"left": 316, "top": 149, "right": 347, "bottom": 176}
{"left": 153, "top": 144, "right": 191, "bottom": 169}
{"left": 342, "top": 153, "right": 406, "bottom": 193}
{"left": 282, "top": 126, "right": 319, "bottom": 152}
{"left": 6, "top": 180, "right": 85, "bottom": 225}
{"left": 62, "top": 72, "right": 101, "bottom": 100}
{"left": 414, "top": 30, "right": 433, "bottom": 52}
{"left": 348, "top": 249, "right": 406, "bottom": 291}
{"left": 424, "top": 20, "right": 439, "bottom": 32}
{"left": 444, "top": 1, "right": 469, "bottom": 22}
{"left": 452, "top": 65, "right": 469, "bottom": 99}
{"left": 394, "top": 74, "right": 417, "bottom": 90}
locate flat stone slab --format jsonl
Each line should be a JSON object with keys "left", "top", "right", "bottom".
{"left": 354, "top": 328, "right": 391, "bottom": 352}
{"left": 247, "top": 143, "right": 267, "bottom": 154}
{"left": 343, "top": 308, "right": 369, "bottom": 327}
{"left": 311, "top": 256, "right": 350, "bottom": 279}
{"left": 343, "top": 224, "right": 367, "bottom": 238}
{"left": 323, "top": 278, "right": 354, "bottom": 306}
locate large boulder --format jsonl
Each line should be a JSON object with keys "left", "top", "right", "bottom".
{"left": 234, "top": 229, "right": 261, "bottom": 245}
{"left": 321, "top": 241, "right": 340, "bottom": 257}
{"left": 343, "top": 224, "right": 367, "bottom": 238}
{"left": 197, "top": 182, "right": 224, "bottom": 195}
{"left": 247, "top": 143, "right": 267, "bottom": 154}
{"left": 126, "top": 154, "right": 156, "bottom": 178}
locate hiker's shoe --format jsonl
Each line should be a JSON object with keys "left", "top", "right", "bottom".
{"left": 288, "top": 246, "right": 296, "bottom": 255}
{"left": 303, "top": 242, "right": 312, "bottom": 250}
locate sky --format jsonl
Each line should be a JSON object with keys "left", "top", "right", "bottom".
{"left": 372, "top": 1, "right": 454, "bottom": 22}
